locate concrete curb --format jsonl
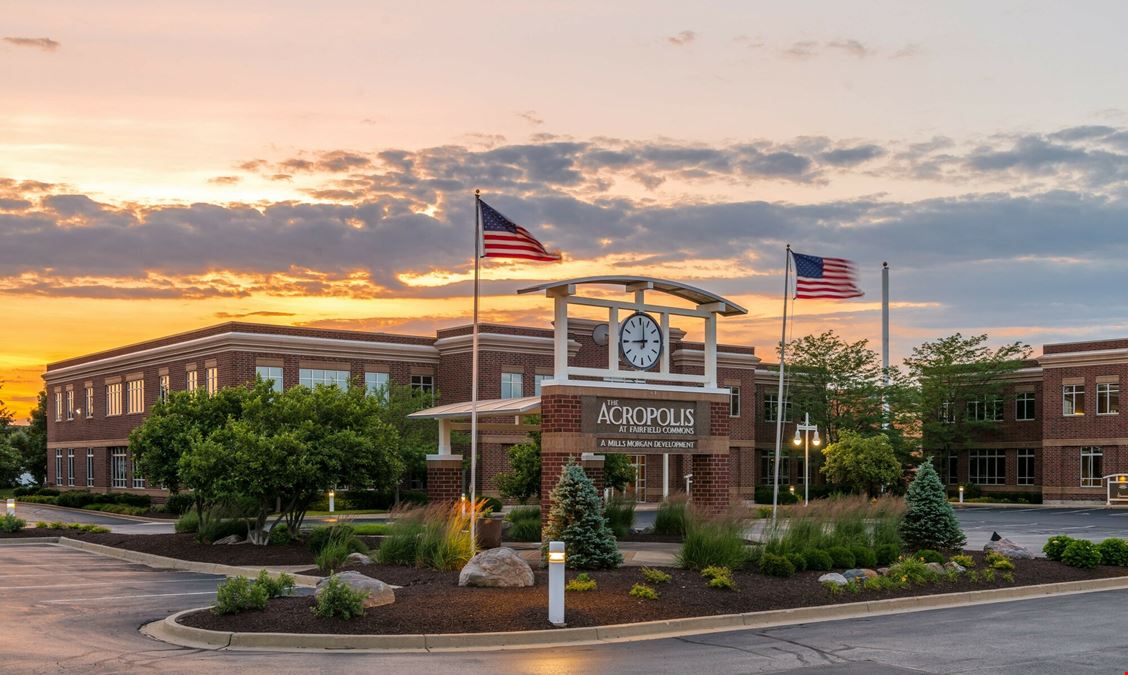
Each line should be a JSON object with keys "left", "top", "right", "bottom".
{"left": 18, "top": 501, "right": 172, "bottom": 523}
{"left": 143, "top": 573, "right": 1128, "bottom": 653}
{"left": 53, "top": 537, "right": 322, "bottom": 587}
{"left": 0, "top": 537, "right": 61, "bottom": 545}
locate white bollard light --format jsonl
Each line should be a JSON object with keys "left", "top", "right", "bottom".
{"left": 5, "top": 498, "right": 14, "bottom": 516}
{"left": 958, "top": 485, "right": 964, "bottom": 504}
{"left": 328, "top": 490, "right": 335, "bottom": 513}
{"left": 548, "top": 540, "right": 566, "bottom": 626}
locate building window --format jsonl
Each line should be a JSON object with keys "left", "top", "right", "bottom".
{"left": 534, "top": 373, "right": 550, "bottom": 396}
{"left": 111, "top": 449, "right": 128, "bottom": 489}
{"left": 947, "top": 453, "right": 959, "bottom": 485}
{"left": 1063, "top": 384, "right": 1085, "bottom": 416}
{"left": 501, "top": 372, "right": 523, "bottom": 399}
{"left": 760, "top": 452, "right": 791, "bottom": 485}
{"left": 969, "top": 449, "right": 1005, "bottom": 485}
{"left": 967, "top": 396, "right": 1003, "bottom": 422}
{"left": 186, "top": 370, "right": 198, "bottom": 392}
{"left": 54, "top": 392, "right": 62, "bottom": 422}
{"left": 86, "top": 449, "right": 95, "bottom": 487}
{"left": 1017, "top": 449, "right": 1035, "bottom": 486}
{"left": 1015, "top": 392, "right": 1035, "bottom": 421}
{"left": 299, "top": 368, "right": 350, "bottom": 390}
{"left": 1097, "top": 382, "right": 1119, "bottom": 416}
{"left": 55, "top": 449, "right": 62, "bottom": 485}
{"left": 763, "top": 393, "right": 791, "bottom": 422}
{"left": 205, "top": 366, "right": 218, "bottom": 395}
{"left": 86, "top": 386, "right": 94, "bottom": 418}
{"left": 67, "top": 449, "right": 74, "bottom": 487}
{"left": 364, "top": 371, "right": 389, "bottom": 398}
{"left": 256, "top": 366, "right": 284, "bottom": 393}
{"left": 729, "top": 386, "right": 741, "bottom": 417}
{"left": 940, "top": 401, "right": 954, "bottom": 424}
{"left": 106, "top": 383, "right": 123, "bottom": 416}
{"left": 795, "top": 456, "right": 806, "bottom": 485}
{"left": 131, "top": 456, "right": 145, "bottom": 489}
{"left": 631, "top": 455, "right": 647, "bottom": 499}
{"left": 411, "top": 374, "right": 434, "bottom": 394}
{"left": 65, "top": 390, "right": 74, "bottom": 421}
{"left": 1081, "top": 446, "right": 1103, "bottom": 487}
{"left": 127, "top": 379, "right": 144, "bottom": 414}
{"left": 159, "top": 375, "right": 170, "bottom": 402}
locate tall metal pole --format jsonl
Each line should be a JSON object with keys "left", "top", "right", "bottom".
{"left": 470, "top": 190, "right": 481, "bottom": 550}
{"left": 881, "top": 262, "right": 890, "bottom": 428}
{"left": 804, "top": 430, "right": 809, "bottom": 508}
{"left": 771, "top": 246, "right": 792, "bottom": 527}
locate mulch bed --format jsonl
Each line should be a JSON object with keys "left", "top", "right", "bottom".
{"left": 181, "top": 552, "right": 1128, "bottom": 635}
{"left": 0, "top": 530, "right": 318, "bottom": 566}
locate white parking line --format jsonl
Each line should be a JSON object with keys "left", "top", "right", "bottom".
{"left": 42, "top": 590, "right": 217, "bottom": 604}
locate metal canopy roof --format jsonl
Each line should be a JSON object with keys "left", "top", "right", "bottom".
{"left": 517, "top": 275, "right": 747, "bottom": 317}
{"left": 407, "top": 396, "right": 542, "bottom": 420}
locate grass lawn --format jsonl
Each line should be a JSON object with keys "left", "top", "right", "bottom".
{"left": 304, "top": 508, "right": 387, "bottom": 517}
{"left": 0, "top": 488, "right": 14, "bottom": 499}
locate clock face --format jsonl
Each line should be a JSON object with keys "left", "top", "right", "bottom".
{"left": 619, "top": 312, "right": 662, "bottom": 370}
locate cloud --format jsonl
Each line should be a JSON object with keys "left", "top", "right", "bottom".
{"left": 826, "top": 39, "right": 871, "bottom": 58}
{"left": 3, "top": 37, "right": 59, "bottom": 51}
{"left": 890, "top": 43, "right": 920, "bottom": 60}
{"left": 517, "top": 110, "right": 544, "bottom": 126}
{"left": 214, "top": 310, "right": 296, "bottom": 319}
{"left": 208, "top": 176, "right": 241, "bottom": 185}
{"left": 666, "top": 30, "right": 696, "bottom": 47}
{"left": 782, "top": 41, "right": 818, "bottom": 60}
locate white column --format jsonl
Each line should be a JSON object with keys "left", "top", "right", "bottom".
{"left": 608, "top": 306, "right": 620, "bottom": 375}
{"left": 554, "top": 295, "right": 569, "bottom": 382}
{"left": 662, "top": 454, "right": 669, "bottom": 500}
{"left": 704, "top": 313, "right": 718, "bottom": 388}
{"left": 437, "top": 418, "right": 452, "bottom": 455}
{"left": 660, "top": 312, "right": 670, "bottom": 375}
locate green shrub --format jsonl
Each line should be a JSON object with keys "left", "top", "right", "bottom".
{"left": 163, "top": 493, "right": 195, "bottom": 515}
{"left": 875, "top": 543, "right": 900, "bottom": 566}
{"left": 213, "top": 576, "right": 269, "bottom": 615}
{"left": 308, "top": 525, "right": 354, "bottom": 553}
{"left": 33, "top": 521, "right": 108, "bottom": 533}
{"left": 415, "top": 504, "right": 474, "bottom": 571}
{"left": 83, "top": 503, "right": 148, "bottom": 516}
{"left": 505, "top": 505, "right": 541, "bottom": 542}
{"left": 200, "top": 518, "right": 247, "bottom": 543}
{"left": 12, "top": 487, "right": 37, "bottom": 497}
{"left": 315, "top": 542, "right": 349, "bottom": 574}
{"left": 851, "top": 546, "right": 877, "bottom": 568}
{"left": 1043, "top": 535, "right": 1074, "bottom": 561}
{"left": 350, "top": 523, "right": 390, "bottom": 536}
{"left": 702, "top": 565, "right": 737, "bottom": 590}
{"left": 827, "top": 546, "right": 856, "bottom": 569}
{"left": 174, "top": 510, "right": 199, "bottom": 534}
{"left": 787, "top": 552, "right": 807, "bottom": 572}
{"left": 1061, "top": 539, "right": 1102, "bottom": 569}
{"left": 985, "top": 551, "right": 1015, "bottom": 571}
{"left": 900, "top": 461, "right": 966, "bottom": 551}
{"left": 755, "top": 486, "right": 798, "bottom": 505}
{"left": 312, "top": 575, "right": 369, "bottom": 619}
{"left": 314, "top": 525, "right": 368, "bottom": 573}
{"left": 0, "top": 513, "right": 26, "bottom": 533}
{"left": 36, "top": 488, "right": 60, "bottom": 497}
{"left": 18, "top": 495, "right": 57, "bottom": 504}
{"left": 268, "top": 523, "right": 292, "bottom": 545}
{"left": 255, "top": 570, "right": 295, "bottom": 599}
{"left": 677, "top": 515, "right": 747, "bottom": 571}
{"left": 603, "top": 497, "right": 636, "bottom": 539}
{"left": 56, "top": 491, "right": 96, "bottom": 509}
{"left": 803, "top": 548, "right": 833, "bottom": 571}
{"left": 629, "top": 583, "right": 658, "bottom": 600}
{"left": 887, "top": 556, "right": 937, "bottom": 584}
{"left": 1097, "top": 538, "right": 1128, "bottom": 566}
{"left": 949, "top": 553, "right": 975, "bottom": 568}
{"left": 375, "top": 528, "right": 420, "bottom": 566}
{"left": 542, "top": 463, "right": 622, "bottom": 569}
{"left": 566, "top": 573, "right": 597, "bottom": 592}
{"left": 759, "top": 553, "right": 796, "bottom": 577}
{"left": 700, "top": 565, "right": 731, "bottom": 580}
{"left": 653, "top": 496, "right": 689, "bottom": 537}
{"left": 641, "top": 567, "right": 671, "bottom": 584}
{"left": 915, "top": 549, "right": 944, "bottom": 564}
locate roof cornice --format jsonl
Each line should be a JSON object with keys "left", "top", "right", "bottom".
{"left": 1038, "top": 348, "right": 1128, "bottom": 369}
{"left": 433, "top": 332, "right": 581, "bottom": 357}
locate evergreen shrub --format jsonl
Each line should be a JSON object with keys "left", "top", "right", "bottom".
{"left": 827, "top": 546, "right": 855, "bottom": 569}
{"left": 759, "top": 553, "right": 796, "bottom": 577}
{"left": 803, "top": 548, "right": 833, "bottom": 571}
{"left": 542, "top": 463, "right": 622, "bottom": 569}
{"left": 900, "top": 461, "right": 966, "bottom": 551}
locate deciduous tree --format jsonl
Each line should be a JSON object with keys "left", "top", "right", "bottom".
{"left": 820, "top": 430, "right": 902, "bottom": 497}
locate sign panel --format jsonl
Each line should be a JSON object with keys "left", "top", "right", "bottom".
{"left": 582, "top": 396, "right": 708, "bottom": 453}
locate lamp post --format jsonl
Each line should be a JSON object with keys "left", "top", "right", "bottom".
{"left": 547, "top": 541, "right": 566, "bottom": 626}
{"left": 792, "top": 412, "right": 820, "bottom": 507}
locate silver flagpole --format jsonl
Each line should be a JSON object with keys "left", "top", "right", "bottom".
{"left": 771, "top": 245, "right": 792, "bottom": 527}
{"left": 882, "top": 262, "right": 890, "bottom": 428}
{"left": 470, "top": 189, "right": 481, "bottom": 550}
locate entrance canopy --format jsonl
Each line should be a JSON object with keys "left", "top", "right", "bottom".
{"left": 408, "top": 396, "right": 541, "bottom": 420}
{"left": 518, "top": 275, "right": 748, "bottom": 317}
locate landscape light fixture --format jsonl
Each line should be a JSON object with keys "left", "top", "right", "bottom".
{"left": 958, "top": 485, "right": 965, "bottom": 504}
{"left": 328, "top": 489, "right": 335, "bottom": 513}
{"left": 548, "top": 540, "right": 566, "bottom": 626}
{"left": 5, "top": 499, "right": 14, "bottom": 516}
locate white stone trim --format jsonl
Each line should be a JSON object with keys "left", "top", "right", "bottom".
{"left": 433, "top": 332, "right": 581, "bottom": 357}
{"left": 1038, "top": 348, "right": 1128, "bottom": 368}
{"left": 672, "top": 348, "right": 760, "bottom": 369}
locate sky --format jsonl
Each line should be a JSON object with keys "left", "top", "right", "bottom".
{"left": 4, "top": 1, "right": 1128, "bottom": 420}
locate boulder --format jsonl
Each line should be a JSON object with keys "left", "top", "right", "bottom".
{"left": 944, "top": 561, "right": 966, "bottom": 574}
{"left": 345, "top": 552, "right": 374, "bottom": 566}
{"left": 818, "top": 572, "right": 848, "bottom": 586}
{"left": 316, "top": 571, "right": 394, "bottom": 608}
{"left": 984, "top": 537, "right": 1034, "bottom": 560}
{"left": 212, "top": 534, "right": 242, "bottom": 545}
{"left": 842, "top": 568, "right": 868, "bottom": 581}
{"left": 459, "top": 547, "right": 535, "bottom": 587}
{"left": 925, "top": 562, "right": 946, "bottom": 575}
{"left": 876, "top": 567, "right": 890, "bottom": 577}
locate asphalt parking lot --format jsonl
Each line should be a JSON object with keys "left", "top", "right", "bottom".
{"left": 954, "top": 505, "right": 1128, "bottom": 551}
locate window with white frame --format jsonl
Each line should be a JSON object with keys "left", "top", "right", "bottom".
{"left": 86, "top": 386, "right": 94, "bottom": 418}
{"left": 159, "top": 375, "right": 170, "bottom": 402}
{"left": 760, "top": 452, "right": 791, "bottom": 484}
{"left": 299, "top": 368, "right": 350, "bottom": 390}
{"left": 729, "top": 386, "right": 741, "bottom": 417}
{"left": 1081, "top": 446, "right": 1103, "bottom": 487}
{"left": 1063, "top": 384, "right": 1085, "bottom": 416}
{"left": 186, "top": 369, "right": 198, "bottom": 392}
{"left": 763, "top": 393, "right": 791, "bottom": 422}
{"left": 1017, "top": 449, "right": 1035, "bottom": 486}
{"left": 1015, "top": 392, "right": 1036, "bottom": 421}
{"left": 501, "top": 372, "right": 523, "bottom": 399}
{"left": 111, "top": 449, "right": 128, "bottom": 489}
{"left": 364, "top": 371, "right": 389, "bottom": 398}
{"left": 947, "top": 453, "right": 959, "bottom": 485}
{"left": 65, "top": 390, "right": 74, "bottom": 421}
{"left": 54, "top": 392, "right": 62, "bottom": 422}
{"left": 105, "top": 383, "right": 123, "bottom": 416}
{"left": 632, "top": 455, "right": 647, "bottom": 498}
{"left": 940, "top": 401, "right": 954, "bottom": 424}
{"left": 86, "top": 449, "right": 94, "bottom": 487}
{"left": 131, "top": 455, "right": 145, "bottom": 489}
{"left": 55, "top": 449, "right": 62, "bottom": 485}
{"left": 1097, "top": 382, "right": 1119, "bottom": 415}
{"left": 127, "top": 379, "right": 144, "bottom": 414}
{"left": 795, "top": 455, "right": 806, "bottom": 485}
{"left": 969, "top": 449, "right": 1005, "bottom": 485}
{"left": 534, "top": 373, "right": 550, "bottom": 396}
{"left": 410, "top": 374, "right": 434, "bottom": 393}
{"left": 256, "top": 366, "right": 284, "bottom": 392}
{"left": 967, "top": 396, "right": 1003, "bottom": 422}
{"left": 67, "top": 449, "right": 74, "bottom": 486}
{"left": 205, "top": 366, "right": 218, "bottom": 395}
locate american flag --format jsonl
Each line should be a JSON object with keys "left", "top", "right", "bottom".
{"left": 792, "top": 252, "right": 864, "bottom": 299}
{"left": 479, "top": 199, "right": 561, "bottom": 261}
